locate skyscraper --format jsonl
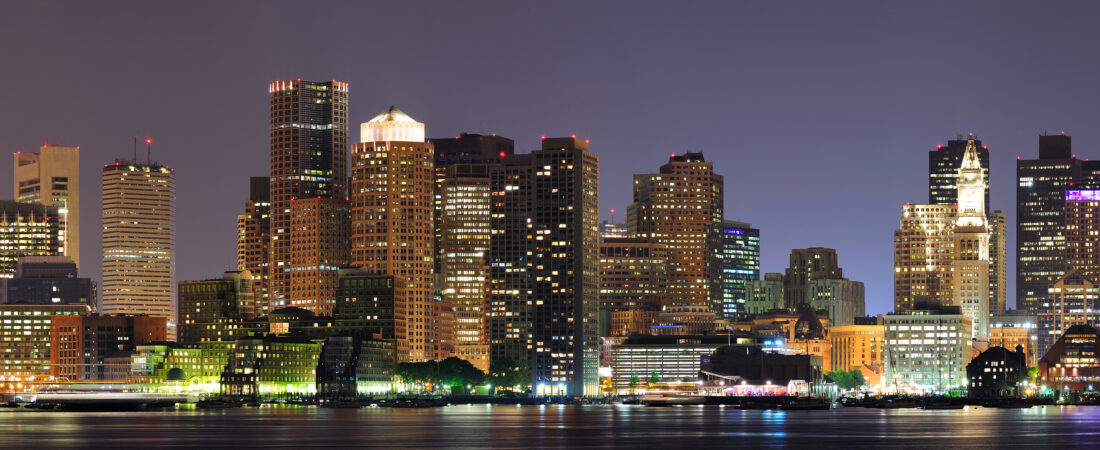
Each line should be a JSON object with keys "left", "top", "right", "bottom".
{"left": 988, "top": 210, "right": 1007, "bottom": 317}
{"left": 529, "top": 137, "right": 599, "bottom": 396}
{"left": 268, "top": 79, "right": 349, "bottom": 313}
{"left": 350, "top": 107, "right": 442, "bottom": 362}
{"left": 712, "top": 220, "right": 760, "bottom": 320}
{"left": 1017, "top": 133, "right": 1079, "bottom": 314}
{"left": 952, "top": 139, "right": 991, "bottom": 336}
{"left": 0, "top": 202, "right": 60, "bottom": 278}
{"left": 237, "top": 176, "right": 271, "bottom": 315}
{"left": 929, "top": 136, "right": 990, "bottom": 211}
{"left": 101, "top": 160, "right": 175, "bottom": 328}
{"left": 599, "top": 238, "right": 667, "bottom": 312}
{"left": 488, "top": 153, "right": 534, "bottom": 370}
{"left": 629, "top": 152, "right": 724, "bottom": 310}
{"left": 1066, "top": 189, "right": 1100, "bottom": 279}
{"left": 13, "top": 145, "right": 80, "bottom": 268}
{"left": 894, "top": 204, "right": 956, "bottom": 311}
{"left": 438, "top": 164, "right": 492, "bottom": 372}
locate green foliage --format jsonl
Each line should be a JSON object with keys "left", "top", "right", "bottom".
{"left": 826, "top": 369, "right": 866, "bottom": 389}
{"left": 628, "top": 373, "right": 640, "bottom": 388}
{"left": 488, "top": 358, "right": 531, "bottom": 394}
{"left": 395, "top": 360, "right": 440, "bottom": 390}
{"left": 647, "top": 370, "right": 662, "bottom": 384}
{"left": 439, "top": 357, "right": 486, "bottom": 394}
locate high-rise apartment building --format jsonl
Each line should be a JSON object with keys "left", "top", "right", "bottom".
{"left": 268, "top": 79, "right": 349, "bottom": 313}
{"left": 712, "top": 220, "right": 759, "bottom": 320}
{"left": 0, "top": 201, "right": 60, "bottom": 278}
{"left": 529, "top": 137, "right": 599, "bottom": 396}
{"left": 1018, "top": 133, "right": 1079, "bottom": 314}
{"left": 350, "top": 107, "right": 442, "bottom": 362}
{"left": 1065, "top": 190, "right": 1100, "bottom": 279}
{"left": 237, "top": 177, "right": 271, "bottom": 315}
{"left": 929, "top": 136, "right": 989, "bottom": 211}
{"left": 894, "top": 203, "right": 956, "bottom": 311}
{"left": 101, "top": 160, "right": 175, "bottom": 327}
{"left": 438, "top": 164, "right": 492, "bottom": 372}
{"left": 952, "top": 140, "right": 991, "bottom": 337}
{"left": 486, "top": 137, "right": 599, "bottom": 396}
{"left": 14, "top": 145, "right": 80, "bottom": 268}
{"left": 629, "top": 152, "right": 723, "bottom": 310}
{"left": 488, "top": 154, "right": 534, "bottom": 368}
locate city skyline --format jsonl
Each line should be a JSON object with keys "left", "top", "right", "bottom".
{"left": 7, "top": 2, "right": 1100, "bottom": 316}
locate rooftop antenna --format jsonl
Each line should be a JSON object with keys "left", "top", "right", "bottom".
{"left": 146, "top": 138, "right": 152, "bottom": 165}
{"left": 610, "top": 208, "right": 616, "bottom": 223}
{"left": 132, "top": 137, "right": 137, "bottom": 162}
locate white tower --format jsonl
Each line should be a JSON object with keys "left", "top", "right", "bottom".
{"left": 951, "top": 136, "right": 990, "bottom": 337}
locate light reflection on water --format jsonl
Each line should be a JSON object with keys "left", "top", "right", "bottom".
{"left": 3, "top": 405, "right": 1100, "bottom": 447}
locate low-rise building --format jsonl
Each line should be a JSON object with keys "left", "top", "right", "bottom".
{"left": 1038, "top": 324, "right": 1100, "bottom": 393}
{"left": 990, "top": 310, "right": 1038, "bottom": 367}
{"left": 699, "top": 344, "right": 824, "bottom": 389}
{"left": 884, "top": 302, "right": 972, "bottom": 392}
{"left": 967, "top": 345, "right": 1028, "bottom": 398}
{"left": 0, "top": 303, "right": 89, "bottom": 378}
{"left": 50, "top": 314, "right": 167, "bottom": 381}
{"left": 830, "top": 319, "right": 885, "bottom": 386}
{"left": 609, "top": 334, "right": 755, "bottom": 392}
{"left": 222, "top": 336, "right": 322, "bottom": 397}
{"left": 1038, "top": 271, "right": 1100, "bottom": 359}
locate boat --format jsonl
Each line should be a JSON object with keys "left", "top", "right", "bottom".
{"left": 196, "top": 399, "right": 243, "bottom": 409}
{"left": 780, "top": 399, "right": 832, "bottom": 410}
{"left": 919, "top": 402, "right": 965, "bottom": 410}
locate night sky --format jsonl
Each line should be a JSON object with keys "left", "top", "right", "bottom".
{"left": 4, "top": 1, "right": 1100, "bottom": 315}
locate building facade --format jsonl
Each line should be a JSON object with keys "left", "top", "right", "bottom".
{"left": 952, "top": 139, "right": 991, "bottom": 337}
{"left": 0, "top": 303, "right": 89, "bottom": 377}
{"left": 1038, "top": 324, "right": 1100, "bottom": 393}
{"left": 884, "top": 305, "right": 973, "bottom": 391}
{"left": 13, "top": 145, "right": 80, "bottom": 268}
{"left": 350, "top": 107, "right": 441, "bottom": 362}
{"left": 830, "top": 323, "right": 885, "bottom": 386}
{"left": 598, "top": 238, "right": 667, "bottom": 312}
{"left": 100, "top": 161, "right": 175, "bottom": 328}
{"left": 178, "top": 271, "right": 257, "bottom": 344}
{"left": 268, "top": 79, "right": 349, "bottom": 313}
{"left": 236, "top": 176, "right": 271, "bottom": 315}
{"left": 928, "top": 136, "right": 990, "bottom": 212}
{"left": 745, "top": 272, "right": 785, "bottom": 316}
{"left": 1038, "top": 271, "right": 1100, "bottom": 357}
{"left": 712, "top": 220, "right": 760, "bottom": 320}
{"left": 629, "top": 152, "right": 723, "bottom": 310}
{"left": 894, "top": 203, "right": 956, "bottom": 311}
{"left": 0, "top": 256, "right": 93, "bottom": 308}
{"left": 0, "top": 201, "right": 60, "bottom": 278}
{"left": 1018, "top": 133, "right": 1079, "bottom": 315}
{"left": 50, "top": 315, "right": 166, "bottom": 381}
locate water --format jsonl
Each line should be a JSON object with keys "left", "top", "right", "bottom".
{"left": 4, "top": 404, "right": 1100, "bottom": 447}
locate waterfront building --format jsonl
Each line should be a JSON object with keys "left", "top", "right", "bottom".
{"left": 221, "top": 335, "right": 323, "bottom": 396}
{"left": 700, "top": 344, "right": 825, "bottom": 387}
{"left": 130, "top": 341, "right": 232, "bottom": 391}
{"left": 268, "top": 79, "right": 349, "bottom": 314}
{"left": 830, "top": 321, "right": 885, "bottom": 386}
{"left": 0, "top": 201, "right": 60, "bottom": 278}
{"left": 101, "top": 160, "right": 175, "bottom": 331}
{"left": 608, "top": 333, "right": 755, "bottom": 392}
{"left": 894, "top": 203, "right": 956, "bottom": 311}
{"left": 952, "top": 139, "right": 991, "bottom": 337}
{"left": 0, "top": 303, "right": 89, "bottom": 378}
{"left": 236, "top": 176, "right": 271, "bottom": 315}
{"left": 334, "top": 270, "right": 406, "bottom": 356}
{"left": 438, "top": 164, "right": 492, "bottom": 372}
{"left": 712, "top": 220, "right": 759, "bottom": 320}
{"left": 629, "top": 152, "right": 724, "bottom": 310}
{"left": 967, "top": 345, "right": 1028, "bottom": 398}
{"left": 599, "top": 221, "right": 628, "bottom": 241}
{"left": 316, "top": 336, "right": 396, "bottom": 397}
{"left": 1038, "top": 271, "right": 1100, "bottom": 357}
{"left": 487, "top": 153, "right": 534, "bottom": 368}
{"left": 13, "top": 145, "right": 80, "bottom": 268}
{"left": 928, "top": 136, "right": 990, "bottom": 212}
{"left": 50, "top": 315, "right": 166, "bottom": 381}
{"left": 529, "top": 137, "right": 600, "bottom": 397}
{"left": 599, "top": 238, "right": 667, "bottom": 312}
{"left": 745, "top": 273, "right": 784, "bottom": 316}
{"left": 1037, "top": 324, "right": 1100, "bottom": 393}
{"left": 1018, "top": 133, "right": 1079, "bottom": 315}
{"left": 350, "top": 107, "right": 441, "bottom": 362}
{"left": 990, "top": 311, "right": 1038, "bottom": 367}
{"left": 787, "top": 306, "right": 832, "bottom": 372}
{"left": 0, "top": 257, "right": 94, "bottom": 308}
{"left": 883, "top": 302, "right": 972, "bottom": 391}
{"left": 178, "top": 271, "right": 258, "bottom": 344}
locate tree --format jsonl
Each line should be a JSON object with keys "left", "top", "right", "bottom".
{"left": 826, "top": 369, "right": 865, "bottom": 390}
{"left": 439, "top": 357, "right": 486, "bottom": 394}
{"left": 647, "top": 370, "right": 662, "bottom": 385}
{"left": 488, "top": 359, "right": 531, "bottom": 394}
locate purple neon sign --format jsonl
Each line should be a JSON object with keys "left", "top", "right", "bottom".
{"left": 1067, "top": 190, "right": 1100, "bottom": 201}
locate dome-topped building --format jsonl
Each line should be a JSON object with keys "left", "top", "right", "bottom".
{"left": 360, "top": 106, "right": 425, "bottom": 143}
